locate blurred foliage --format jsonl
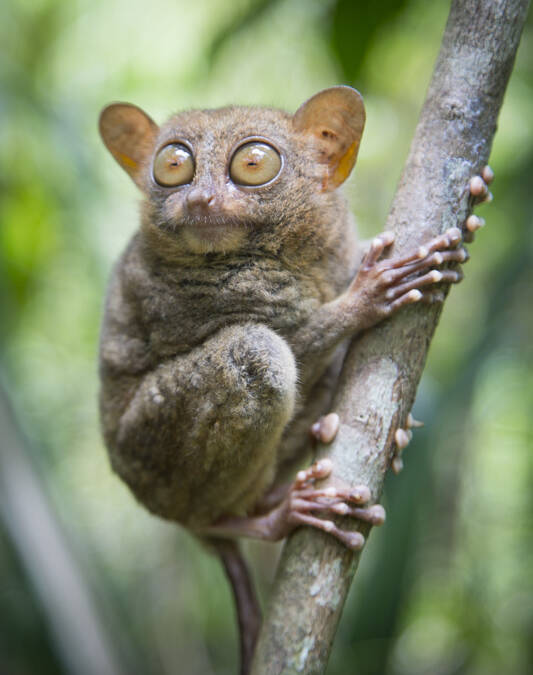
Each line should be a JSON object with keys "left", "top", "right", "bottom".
{"left": 0, "top": 0, "right": 532, "bottom": 674}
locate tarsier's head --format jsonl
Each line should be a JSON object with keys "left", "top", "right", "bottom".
{"left": 99, "top": 86, "right": 365, "bottom": 255}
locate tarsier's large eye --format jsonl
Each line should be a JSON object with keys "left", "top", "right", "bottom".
{"left": 230, "top": 142, "right": 282, "bottom": 186}
{"left": 153, "top": 143, "right": 194, "bottom": 187}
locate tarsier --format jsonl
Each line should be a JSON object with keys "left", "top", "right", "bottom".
{"left": 98, "top": 86, "right": 492, "bottom": 674}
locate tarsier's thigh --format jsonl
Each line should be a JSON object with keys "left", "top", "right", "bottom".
{"left": 108, "top": 323, "right": 297, "bottom": 526}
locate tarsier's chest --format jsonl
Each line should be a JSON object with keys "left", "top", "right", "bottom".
{"left": 135, "top": 257, "right": 325, "bottom": 358}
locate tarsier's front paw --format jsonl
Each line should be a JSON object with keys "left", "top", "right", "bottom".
{"left": 295, "top": 413, "right": 384, "bottom": 550}
{"left": 352, "top": 227, "right": 467, "bottom": 322}
{"left": 350, "top": 165, "right": 494, "bottom": 325}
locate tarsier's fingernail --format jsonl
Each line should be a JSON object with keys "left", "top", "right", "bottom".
{"left": 296, "top": 470, "right": 308, "bottom": 483}
{"left": 392, "top": 456, "right": 404, "bottom": 474}
{"left": 323, "top": 520, "right": 335, "bottom": 532}
{"left": 408, "top": 289, "right": 423, "bottom": 302}
{"left": 311, "top": 421, "right": 322, "bottom": 436}
{"left": 482, "top": 165, "right": 494, "bottom": 184}
{"left": 417, "top": 246, "right": 429, "bottom": 259}
{"left": 348, "top": 532, "right": 365, "bottom": 549}
{"left": 319, "top": 412, "right": 340, "bottom": 444}
{"left": 433, "top": 252, "right": 443, "bottom": 264}
{"left": 395, "top": 428, "right": 410, "bottom": 450}
{"left": 333, "top": 503, "right": 349, "bottom": 515}
{"left": 466, "top": 214, "right": 482, "bottom": 232}
{"left": 369, "top": 504, "right": 386, "bottom": 525}
{"left": 448, "top": 227, "right": 462, "bottom": 243}
{"left": 324, "top": 486, "right": 338, "bottom": 497}
{"left": 470, "top": 175, "right": 486, "bottom": 196}
{"left": 315, "top": 458, "right": 333, "bottom": 475}
{"left": 430, "top": 270, "right": 443, "bottom": 282}
{"left": 351, "top": 485, "right": 371, "bottom": 502}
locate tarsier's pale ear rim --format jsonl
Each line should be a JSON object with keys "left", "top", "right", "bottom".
{"left": 293, "top": 85, "right": 366, "bottom": 190}
{"left": 99, "top": 103, "right": 159, "bottom": 188}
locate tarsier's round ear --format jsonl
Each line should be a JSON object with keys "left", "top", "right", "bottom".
{"left": 293, "top": 86, "right": 365, "bottom": 191}
{"left": 99, "top": 103, "right": 159, "bottom": 189}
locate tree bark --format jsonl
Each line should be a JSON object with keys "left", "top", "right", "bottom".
{"left": 251, "top": 1, "right": 530, "bottom": 673}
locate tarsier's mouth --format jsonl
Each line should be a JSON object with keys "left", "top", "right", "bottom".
{"left": 181, "top": 214, "right": 248, "bottom": 229}
{"left": 179, "top": 216, "right": 251, "bottom": 254}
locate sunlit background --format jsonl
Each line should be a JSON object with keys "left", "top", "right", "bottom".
{"left": 1, "top": 0, "right": 532, "bottom": 673}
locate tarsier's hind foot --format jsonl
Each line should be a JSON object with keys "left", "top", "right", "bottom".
{"left": 201, "top": 412, "right": 384, "bottom": 551}
{"left": 287, "top": 457, "right": 385, "bottom": 550}
{"left": 465, "top": 165, "right": 494, "bottom": 242}
{"left": 391, "top": 412, "right": 424, "bottom": 474}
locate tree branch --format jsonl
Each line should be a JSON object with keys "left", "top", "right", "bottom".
{"left": 251, "top": 1, "right": 530, "bottom": 672}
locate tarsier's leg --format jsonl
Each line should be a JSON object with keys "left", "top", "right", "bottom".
{"left": 201, "top": 414, "right": 384, "bottom": 551}
{"left": 108, "top": 323, "right": 297, "bottom": 525}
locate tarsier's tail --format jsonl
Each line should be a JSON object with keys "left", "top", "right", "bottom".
{"left": 209, "top": 537, "right": 262, "bottom": 675}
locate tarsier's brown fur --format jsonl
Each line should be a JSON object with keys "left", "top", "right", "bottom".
{"left": 99, "top": 87, "right": 485, "bottom": 673}
{"left": 100, "top": 92, "right": 364, "bottom": 526}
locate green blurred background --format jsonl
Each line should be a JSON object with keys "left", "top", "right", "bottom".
{"left": 1, "top": 0, "right": 532, "bottom": 673}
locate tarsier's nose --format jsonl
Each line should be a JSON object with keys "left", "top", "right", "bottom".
{"left": 186, "top": 188, "right": 216, "bottom": 214}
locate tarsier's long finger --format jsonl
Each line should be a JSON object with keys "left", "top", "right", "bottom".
{"left": 294, "top": 458, "right": 333, "bottom": 488}
{"left": 380, "top": 227, "right": 462, "bottom": 271}
{"left": 381, "top": 247, "right": 469, "bottom": 285}
{"left": 418, "top": 290, "right": 447, "bottom": 304}
{"left": 385, "top": 269, "right": 462, "bottom": 301}
{"left": 290, "top": 498, "right": 385, "bottom": 528}
{"left": 296, "top": 484, "right": 372, "bottom": 505}
{"left": 389, "top": 289, "right": 426, "bottom": 312}
{"left": 288, "top": 511, "right": 366, "bottom": 550}
{"left": 310, "top": 413, "right": 340, "bottom": 444}
{"left": 482, "top": 165, "right": 494, "bottom": 185}
{"left": 392, "top": 427, "right": 412, "bottom": 474}
{"left": 470, "top": 174, "right": 493, "bottom": 204}
{"left": 329, "top": 503, "right": 386, "bottom": 525}
{"left": 464, "top": 214, "right": 485, "bottom": 243}
{"left": 363, "top": 231, "right": 395, "bottom": 267}
{"left": 392, "top": 413, "right": 424, "bottom": 475}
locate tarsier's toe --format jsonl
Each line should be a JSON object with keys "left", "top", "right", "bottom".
{"left": 310, "top": 412, "right": 340, "bottom": 444}
{"left": 469, "top": 166, "right": 494, "bottom": 204}
{"left": 465, "top": 166, "right": 493, "bottom": 240}
{"left": 295, "top": 458, "right": 333, "bottom": 486}
{"left": 289, "top": 455, "right": 384, "bottom": 550}
{"left": 464, "top": 214, "right": 485, "bottom": 243}
{"left": 482, "top": 165, "right": 494, "bottom": 184}
{"left": 391, "top": 413, "right": 424, "bottom": 474}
